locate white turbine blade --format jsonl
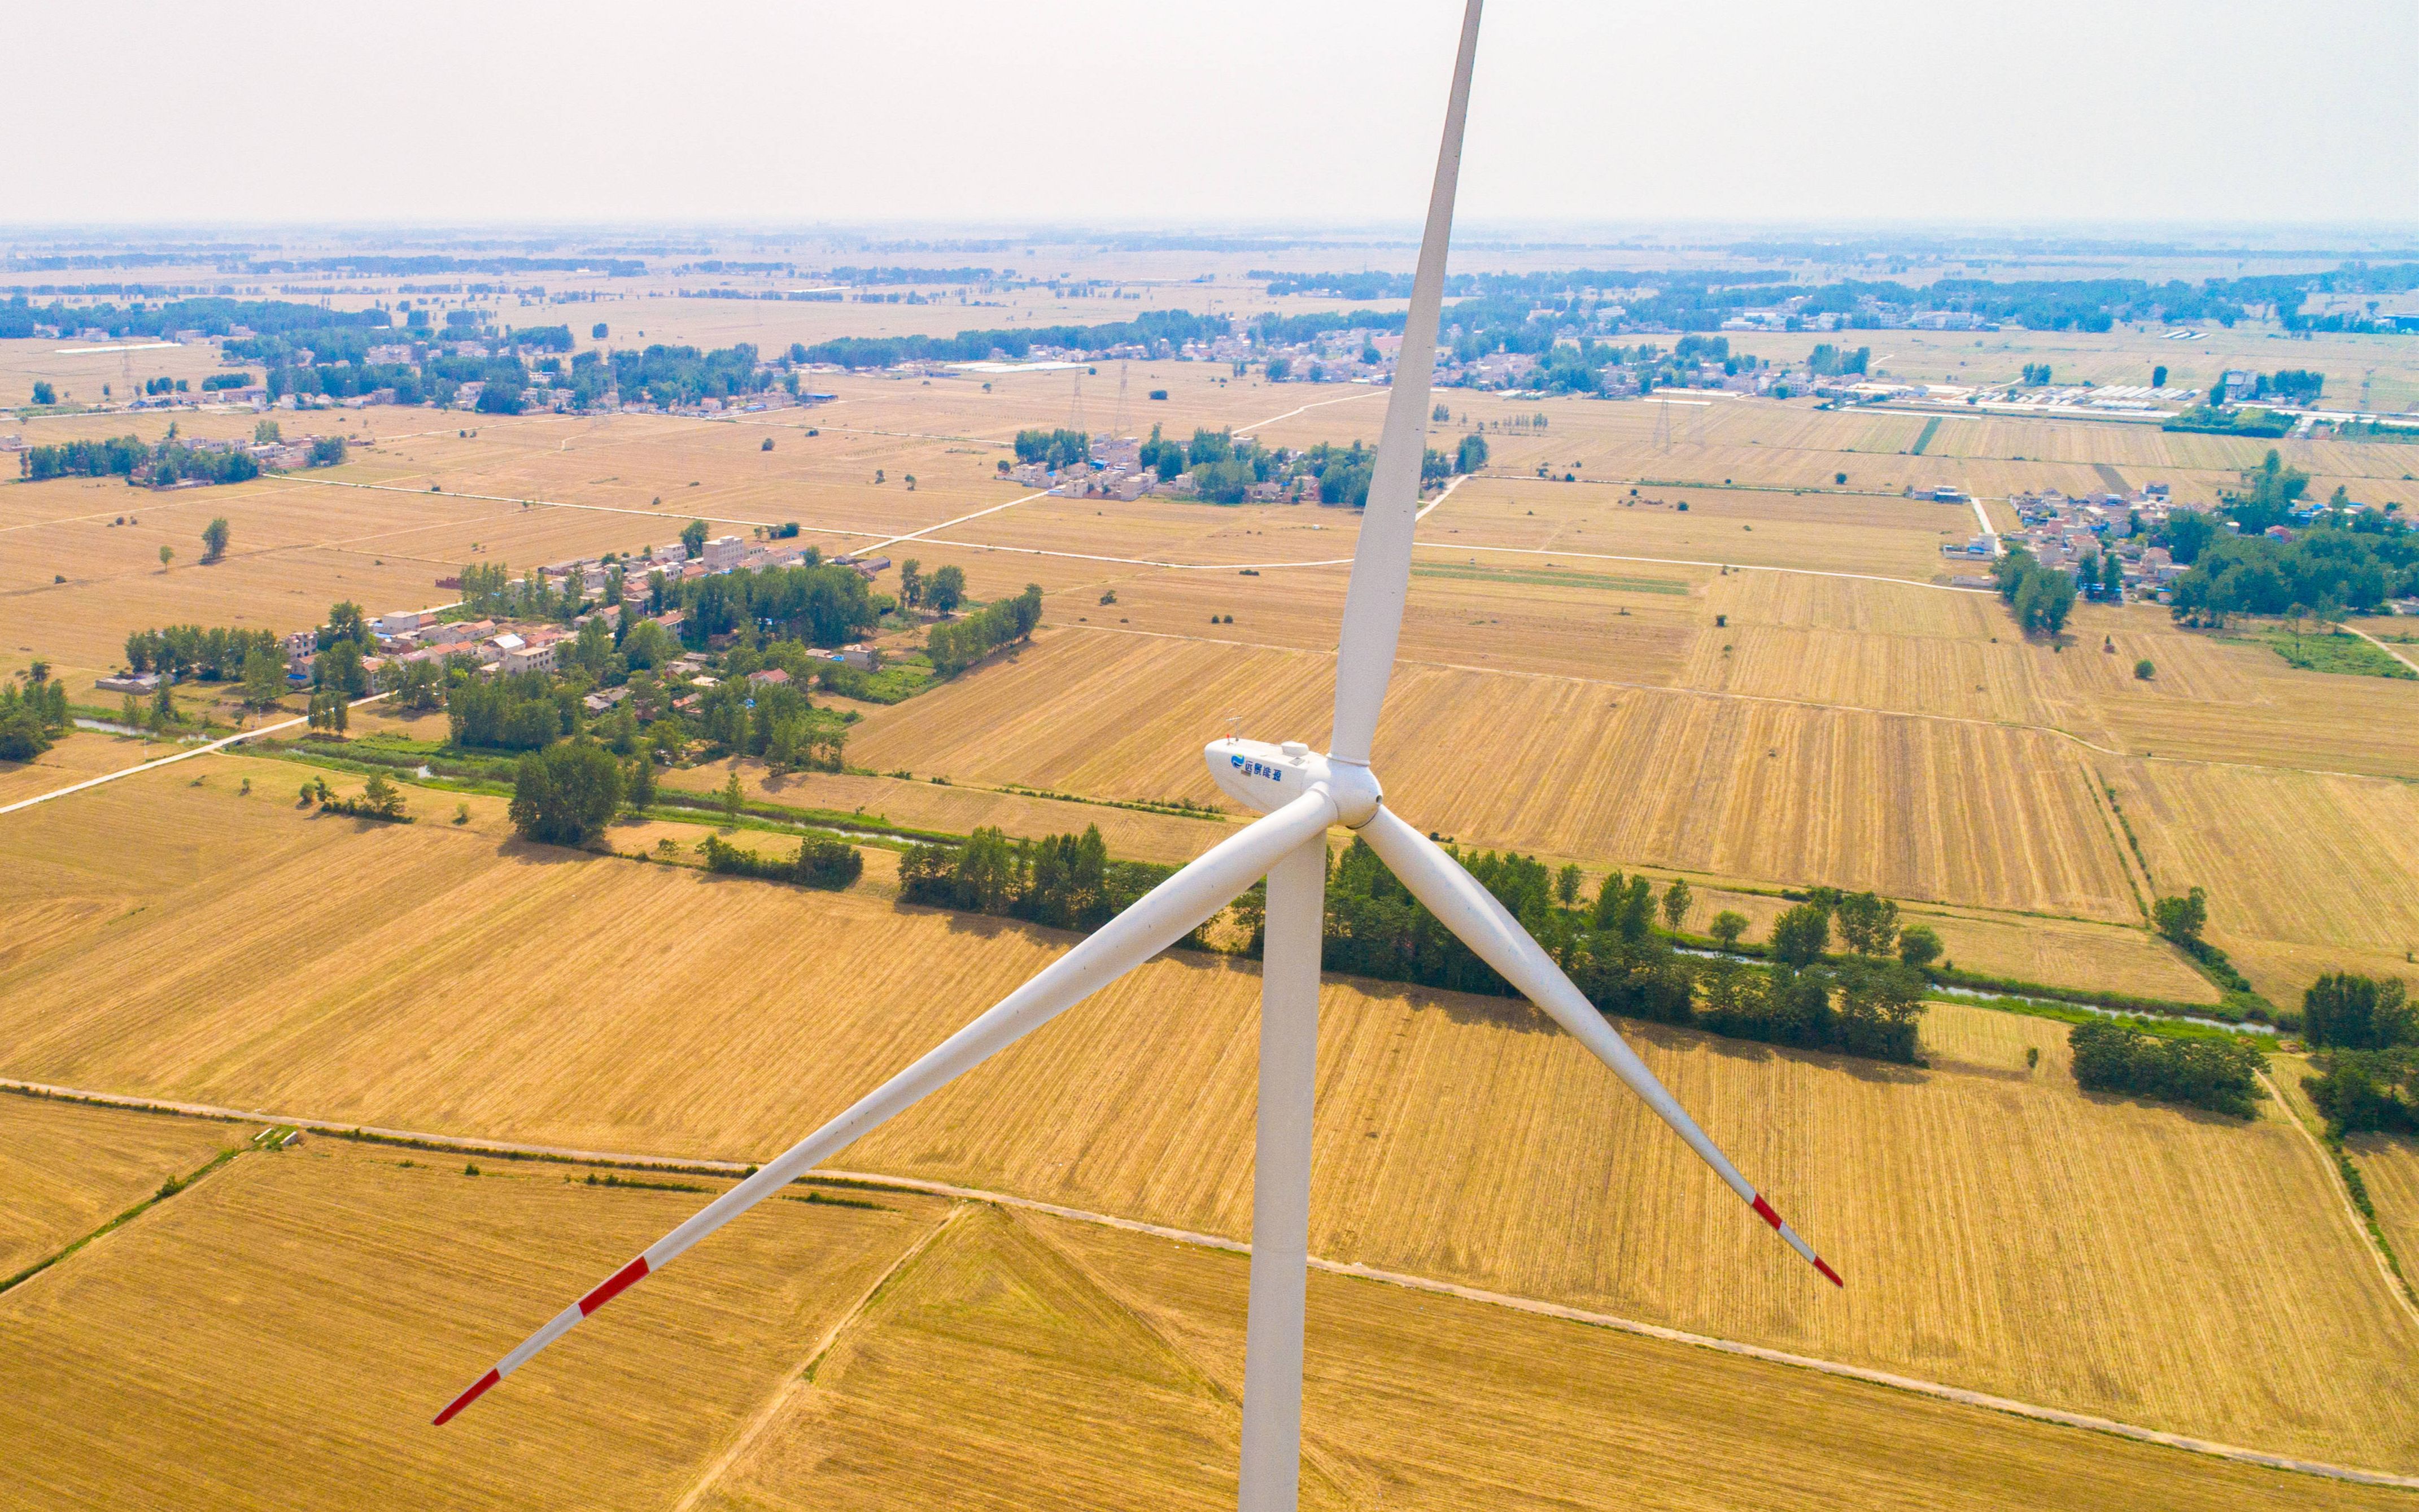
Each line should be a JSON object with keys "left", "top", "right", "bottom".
{"left": 1328, "top": 0, "right": 1484, "bottom": 767}
{"left": 1357, "top": 806, "right": 1842, "bottom": 1287}
{"left": 434, "top": 788, "right": 1341, "bottom": 1426}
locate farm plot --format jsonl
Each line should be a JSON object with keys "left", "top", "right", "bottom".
{"left": 855, "top": 628, "right": 2139, "bottom": 919}
{"left": 2112, "top": 758, "right": 2419, "bottom": 1002}
{"left": 655, "top": 762, "right": 1237, "bottom": 866}
{"left": 1434, "top": 474, "right": 1976, "bottom": 580}
{"left": 700, "top": 1199, "right": 2405, "bottom": 1512}
{"left": 0, "top": 1128, "right": 950, "bottom": 1512}
{"left": 0, "top": 1093, "right": 252, "bottom": 1281}
{"left": 0, "top": 774, "right": 2408, "bottom": 1467}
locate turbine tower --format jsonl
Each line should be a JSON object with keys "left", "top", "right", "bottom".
{"left": 433, "top": 5, "right": 1841, "bottom": 1502}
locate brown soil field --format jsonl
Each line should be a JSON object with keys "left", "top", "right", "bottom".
{"left": 0, "top": 1123, "right": 951, "bottom": 1512}
{"left": 704, "top": 1201, "right": 2412, "bottom": 1512}
{"left": 0, "top": 1093, "right": 253, "bottom": 1279}
{"left": 1, "top": 771, "right": 2412, "bottom": 1470}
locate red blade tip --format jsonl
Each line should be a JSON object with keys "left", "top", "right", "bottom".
{"left": 433, "top": 1367, "right": 500, "bottom": 1426}
{"left": 579, "top": 1255, "right": 650, "bottom": 1316}
{"left": 1814, "top": 1256, "right": 1844, "bottom": 1288}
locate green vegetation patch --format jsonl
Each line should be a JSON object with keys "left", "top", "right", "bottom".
{"left": 2263, "top": 630, "right": 2416, "bottom": 679}
{"left": 1908, "top": 417, "right": 1942, "bottom": 456}
{"left": 1412, "top": 563, "right": 1689, "bottom": 595}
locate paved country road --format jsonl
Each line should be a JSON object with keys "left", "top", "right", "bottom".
{"left": 0, "top": 692, "right": 391, "bottom": 818}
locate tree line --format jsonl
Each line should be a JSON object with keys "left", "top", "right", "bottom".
{"left": 1992, "top": 547, "right": 2078, "bottom": 635}
{"left": 900, "top": 824, "right": 1198, "bottom": 937}
{"left": 2300, "top": 973, "right": 2419, "bottom": 1135}
{"left": 700, "top": 832, "right": 861, "bottom": 890}
{"left": 2164, "top": 455, "right": 2417, "bottom": 622}
{"left": 927, "top": 585, "right": 1044, "bottom": 676}
{"left": 2068, "top": 1020, "right": 2267, "bottom": 1117}
{"left": 123, "top": 624, "right": 282, "bottom": 679}
{"left": 801, "top": 309, "right": 1221, "bottom": 369}
{"left": 0, "top": 665, "right": 72, "bottom": 761}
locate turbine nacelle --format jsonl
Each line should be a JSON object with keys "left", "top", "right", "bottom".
{"left": 1206, "top": 737, "right": 1382, "bottom": 829}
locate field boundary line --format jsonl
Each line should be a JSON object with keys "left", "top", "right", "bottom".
{"left": 670, "top": 1202, "right": 970, "bottom": 1512}
{"left": 0, "top": 1139, "right": 256, "bottom": 1299}
{"left": 0, "top": 692, "right": 391, "bottom": 818}
{"left": 5, "top": 1078, "right": 2415, "bottom": 1491}
{"left": 2259, "top": 1069, "right": 2419, "bottom": 1327}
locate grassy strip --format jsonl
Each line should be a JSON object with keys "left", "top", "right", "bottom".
{"left": 2262, "top": 631, "right": 2416, "bottom": 680}
{"left": 1931, "top": 990, "right": 2258, "bottom": 1045}
{"left": 991, "top": 781, "right": 1230, "bottom": 821}
{"left": 1909, "top": 416, "right": 1942, "bottom": 456}
{"left": 0, "top": 1144, "right": 248, "bottom": 1297}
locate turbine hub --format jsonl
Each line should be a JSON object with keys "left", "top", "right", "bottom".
{"left": 1204, "top": 738, "right": 1382, "bottom": 829}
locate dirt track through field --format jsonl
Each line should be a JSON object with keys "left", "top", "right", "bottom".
{"left": 10, "top": 1077, "right": 2412, "bottom": 1494}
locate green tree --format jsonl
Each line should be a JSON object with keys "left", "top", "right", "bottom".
{"left": 2152, "top": 886, "right": 2208, "bottom": 946}
{"left": 929, "top": 564, "right": 967, "bottom": 614}
{"left": 201, "top": 517, "right": 230, "bottom": 563}
{"left": 239, "top": 647, "right": 287, "bottom": 709}
{"left": 360, "top": 770, "right": 406, "bottom": 818}
{"left": 720, "top": 770, "right": 745, "bottom": 823}
{"left": 509, "top": 741, "right": 623, "bottom": 846}
{"left": 2303, "top": 973, "right": 2416, "bottom": 1051}
{"left": 150, "top": 681, "right": 177, "bottom": 733}
{"left": 31, "top": 381, "right": 56, "bottom": 406}
{"left": 2134, "top": 658, "right": 2155, "bottom": 680}
{"left": 1555, "top": 863, "right": 1584, "bottom": 907}
{"left": 2151, "top": 364, "right": 2168, "bottom": 389}
{"left": 255, "top": 419, "right": 281, "bottom": 444}
{"left": 1456, "top": 432, "right": 1489, "bottom": 474}
{"left": 1708, "top": 911, "right": 1748, "bottom": 952}
{"left": 625, "top": 749, "right": 658, "bottom": 814}
{"left": 1660, "top": 877, "right": 1692, "bottom": 933}
{"left": 159, "top": 545, "right": 174, "bottom": 569}
{"left": 1833, "top": 892, "right": 1901, "bottom": 958}
{"left": 315, "top": 639, "right": 369, "bottom": 697}
{"left": 681, "top": 518, "right": 709, "bottom": 560}
{"left": 0, "top": 692, "right": 51, "bottom": 761}
{"left": 899, "top": 558, "right": 923, "bottom": 609}
{"left": 322, "top": 601, "right": 372, "bottom": 650}
{"left": 1896, "top": 924, "right": 1944, "bottom": 969}
{"left": 1769, "top": 901, "right": 1831, "bottom": 968}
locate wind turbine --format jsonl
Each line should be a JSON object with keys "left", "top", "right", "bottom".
{"left": 434, "top": 2, "right": 1841, "bottom": 1502}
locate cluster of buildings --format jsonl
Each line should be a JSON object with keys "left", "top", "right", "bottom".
{"left": 1986, "top": 484, "right": 2190, "bottom": 600}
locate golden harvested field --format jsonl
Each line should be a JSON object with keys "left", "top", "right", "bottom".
{"left": 657, "top": 760, "right": 1235, "bottom": 866}
{"left": 851, "top": 626, "right": 2141, "bottom": 919}
{"left": 2346, "top": 1133, "right": 2419, "bottom": 1297}
{"left": 0, "top": 1093, "right": 252, "bottom": 1279}
{"left": 704, "top": 1201, "right": 2412, "bottom": 1512}
{"left": 1436, "top": 473, "right": 1976, "bottom": 580}
{"left": 2, "top": 772, "right": 2413, "bottom": 1470}
{"left": 1657, "top": 882, "right": 2211, "bottom": 1005}
{"left": 2111, "top": 757, "right": 2419, "bottom": 1001}
{"left": 0, "top": 1121, "right": 951, "bottom": 1512}
{"left": 0, "top": 728, "right": 173, "bottom": 806}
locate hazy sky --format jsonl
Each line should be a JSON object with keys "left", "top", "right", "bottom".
{"left": 7, "top": 0, "right": 2415, "bottom": 231}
